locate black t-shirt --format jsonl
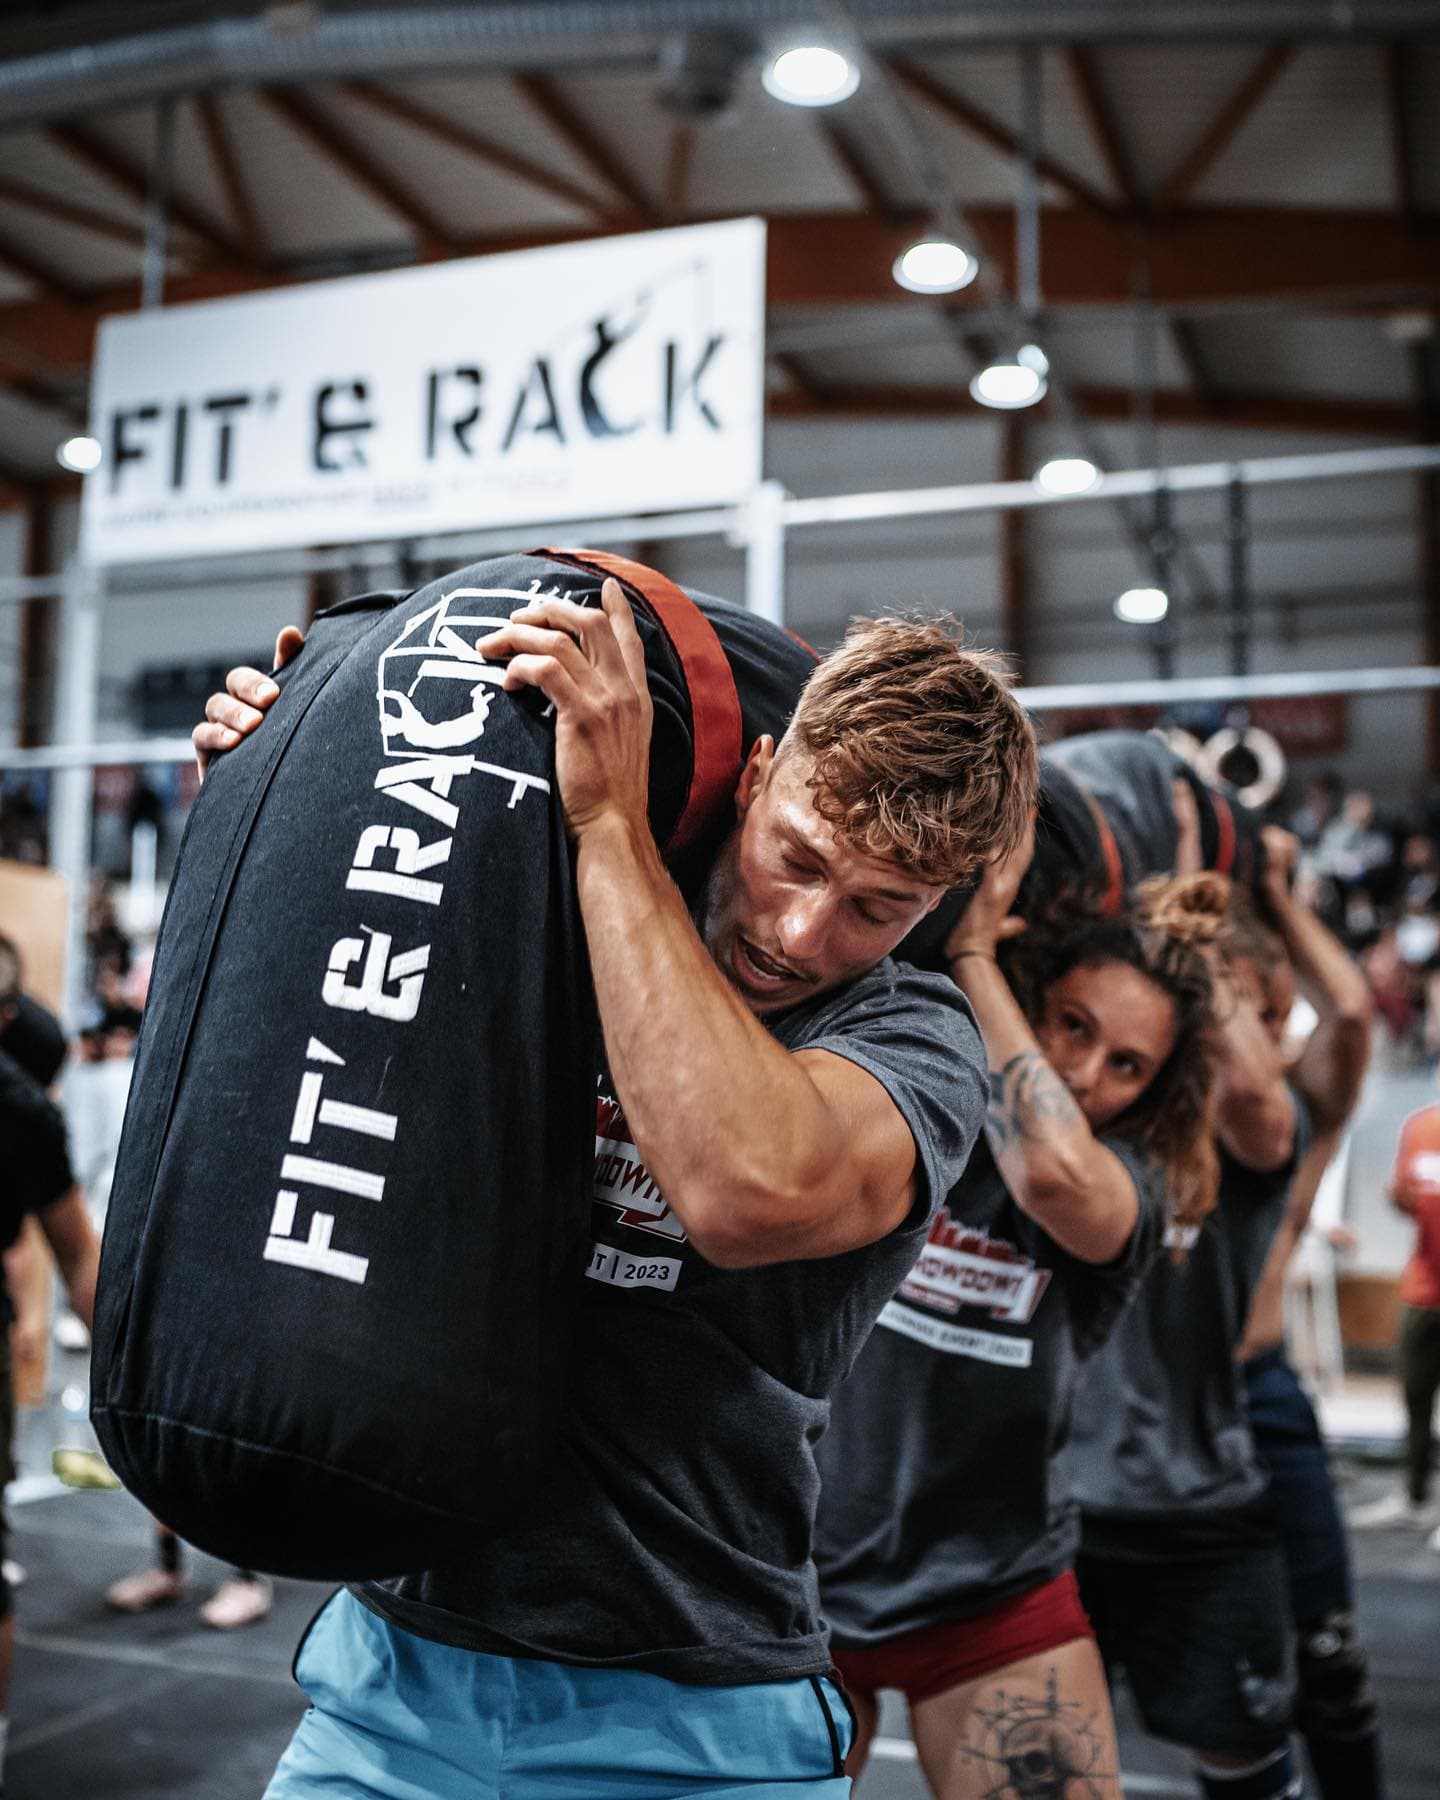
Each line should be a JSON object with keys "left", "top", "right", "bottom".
{"left": 1072, "top": 1091, "right": 1310, "bottom": 1528}
{"left": 357, "top": 957, "right": 987, "bottom": 1684}
{"left": 0, "top": 1045, "right": 73, "bottom": 1238}
{"left": 814, "top": 1134, "right": 1162, "bottom": 1646}
{"left": 0, "top": 1048, "right": 74, "bottom": 1324}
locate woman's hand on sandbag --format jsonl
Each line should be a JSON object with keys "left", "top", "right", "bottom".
{"left": 192, "top": 626, "right": 305, "bottom": 778}
{"left": 943, "top": 813, "right": 1037, "bottom": 964}
{"left": 476, "top": 579, "right": 652, "bottom": 840}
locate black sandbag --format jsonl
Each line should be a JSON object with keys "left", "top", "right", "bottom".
{"left": 1052, "top": 731, "right": 1268, "bottom": 891}
{"left": 896, "top": 727, "right": 1271, "bottom": 972}
{"left": 1044, "top": 730, "right": 1181, "bottom": 885}
{"left": 92, "top": 551, "right": 813, "bottom": 1581}
{"left": 895, "top": 757, "right": 1108, "bottom": 969}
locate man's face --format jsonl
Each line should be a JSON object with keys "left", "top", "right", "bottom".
{"left": 699, "top": 741, "right": 945, "bottom": 1016}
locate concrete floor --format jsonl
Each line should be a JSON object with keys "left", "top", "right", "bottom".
{"left": 4, "top": 1459, "right": 1436, "bottom": 1799}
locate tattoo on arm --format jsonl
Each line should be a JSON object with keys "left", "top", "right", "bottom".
{"left": 985, "top": 1050, "right": 1086, "bottom": 1159}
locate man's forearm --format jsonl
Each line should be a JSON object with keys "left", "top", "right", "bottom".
{"left": 575, "top": 815, "right": 855, "bottom": 1261}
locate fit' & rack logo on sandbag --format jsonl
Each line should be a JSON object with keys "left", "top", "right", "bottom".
{"left": 261, "top": 584, "right": 566, "bottom": 1289}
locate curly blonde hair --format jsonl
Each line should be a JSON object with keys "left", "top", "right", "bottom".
{"left": 782, "top": 616, "right": 1037, "bottom": 888}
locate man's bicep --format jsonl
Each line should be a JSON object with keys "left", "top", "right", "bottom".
{"left": 793, "top": 1047, "right": 921, "bottom": 1253}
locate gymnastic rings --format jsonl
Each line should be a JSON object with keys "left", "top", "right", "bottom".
{"left": 1198, "top": 724, "right": 1287, "bottom": 810}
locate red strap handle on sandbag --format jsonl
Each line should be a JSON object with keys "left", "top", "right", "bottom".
{"left": 1078, "top": 790, "right": 1126, "bottom": 916}
{"left": 1209, "top": 790, "right": 1237, "bottom": 877}
{"left": 533, "top": 548, "right": 744, "bottom": 857}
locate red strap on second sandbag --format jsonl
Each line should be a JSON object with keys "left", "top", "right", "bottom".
{"left": 1080, "top": 790, "right": 1126, "bottom": 916}
{"left": 533, "top": 547, "right": 744, "bottom": 856}
{"left": 1209, "top": 791, "right": 1237, "bottom": 877}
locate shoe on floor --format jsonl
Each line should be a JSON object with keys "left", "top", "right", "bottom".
{"left": 54, "top": 1310, "right": 91, "bottom": 1351}
{"left": 1347, "top": 1490, "right": 1435, "bottom": 1529}
{"left": 200, "top": 1575, "right": 273, "bottom": 1630}
{"left": 105, "top": 1565, "right": 187, "bottom": 1611}
{"left": 2, "top": 1559, "right": 26, "bottom": 1590}
{"left": 1428, "top": 1522, "right": 1440, "bottom": 1554}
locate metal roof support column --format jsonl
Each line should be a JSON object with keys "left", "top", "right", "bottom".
{"left": 1227, "top": 471, "right": 1252, "bottom": 678}
{"left": 743, "top": 479, "right": 786, "bottom": 628}
{"left": 49, "top": 557, "right": 103, "bottom": 1026}
{"left": 141, "top": 95, "right": 175, "bottom": 310}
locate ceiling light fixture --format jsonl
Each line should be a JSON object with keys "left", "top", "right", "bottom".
{"left": 892, "top": 236, "right": 978, "bottom": 295}
{"left": 1034, "top": 456, "right": 1099, "bottom": 495}
{"left": 761, "top": 44, "right": 859, "bottom": 107}
{"left": 57, "top": 435, "right": 102, "bottom": 473}
{"left": 970, "top": 344, "right": 1048, "bottom": 410}
{"left": 1113, "top": 586, "right": 1169, "bottom": 625}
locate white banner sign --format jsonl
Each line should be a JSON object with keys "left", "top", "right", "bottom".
{"left": 81, "top": 219, "right": 766, "bottom": 564}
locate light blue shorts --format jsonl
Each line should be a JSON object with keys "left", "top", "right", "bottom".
{"left": 265, "top": 1589, "right": 854, "bottom": 1799}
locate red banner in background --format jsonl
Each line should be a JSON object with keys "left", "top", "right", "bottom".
{"left": 1044, "top": 693, "right": 1348, "bottom": 759}
{"left": 1247, "top": 694, "right": 1348, "bottom": 758}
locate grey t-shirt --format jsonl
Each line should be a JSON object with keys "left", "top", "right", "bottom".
{"left": 814, "top": 1134, "right": 1161, "bottom": 1647}
{"left": 357, "top": 957, "right": 985, "bottom": 1684}
{"left": 1072, "top": 1089, "right": 1309, "bottom": 1526}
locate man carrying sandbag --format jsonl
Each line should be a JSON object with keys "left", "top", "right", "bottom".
{"left": 195, "top": 577, "right": 1036, "bottom": 1799}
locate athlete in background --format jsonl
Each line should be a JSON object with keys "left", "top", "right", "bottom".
{"left": 1072, "top": 878, "right": 1305, "bottom": 1800}
{"left": 816, "top": 848, "right": 1223, "bottom": 1800}
{"left": 1233, "top": 827, "right": 1382, "bottom": 1800}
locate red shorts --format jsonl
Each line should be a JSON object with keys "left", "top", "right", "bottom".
{"left": 830, "top": 1570, "right": 1094, "bottom": 1706}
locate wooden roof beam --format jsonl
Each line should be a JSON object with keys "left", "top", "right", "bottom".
{"left": 818, "top": 116, "right": 903, "bottom": 223}
{"left": 1170, "top": 318, "right": 1222, "bottom": 407}
{"left": 0, "top": 371, "right": 86, "bottom": 426}
{"left": 5, "top": 210, "right": 1440, "bottom": 375}
{"left": 0, "top": 174, "right": 148, "bottom": 250}
{"left": 770, "top": 350, "right": 829, "bottom": 405}
{"left": 1155, "top": 43, "right": 1297, "bottom": 213}
{"left": 44, "top": 120, "right": 244, "bottom": 263}
{"left": 259, "top": 89, "right": 455, "bottom": 259}
{"left": 196, "top": 95, "right": 265, "bottom": 266}
{"left": 511, "top": 74, "right": 656, "bottom": 223}
{"left": 0, "top": 221, "right": 85, "bottom": 304}
{"left": 1065, "top": 48, "right": 1144, "bottom": 215}
{"left": 1383, "top": 42, "right": 1419, "bottom": 233}
{"left": 344, "top": 83, "right": 619, "bottom": 222}
{"left": 887, "top": 56, "right": 1117, "bottom": 219}
{"left": 662, "top": 122, "right": 696, "bottom": 223}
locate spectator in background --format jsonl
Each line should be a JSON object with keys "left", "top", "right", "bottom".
{"left": 0, "top": 934, "right": 102, "bottom": 1798}
{"left": 0, "top": 788, "right": 45, "bottom": 866}
{"left": 78, "top": 878, "right": 142, "bottom": 1062}
{"left": 1399, "top": 832, "right": 1440, "bottom": 915}
{"left": 1290, "top": 772, "right": 1344, "bottom": 849}
{"left": 1350, "top": 1086, "right": 1440, "bottom": 1546}
{"left": 1312, "top": 790, "right": 1392, "bottom": 893}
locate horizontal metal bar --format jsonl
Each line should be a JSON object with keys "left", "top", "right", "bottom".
{"left": 5, "top": 664, "right": 1436, "bottom": 771}
{"left": 1019, "top": 665, "right": 1440, "bottom": 712}
{"left": 781, "top": 445, "right": 1440, "bottom": 530}
{"left": 0, "top": 737, "right": 196, "bottom": 771}
{"left": 26, "top": 446, "right": 1440, "bottom": 592}
{"left": 0, "top": 573, "right": 66, "bottom": 606}
{"left": 98, "top": 506, "right": 739, "bottom": 589}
